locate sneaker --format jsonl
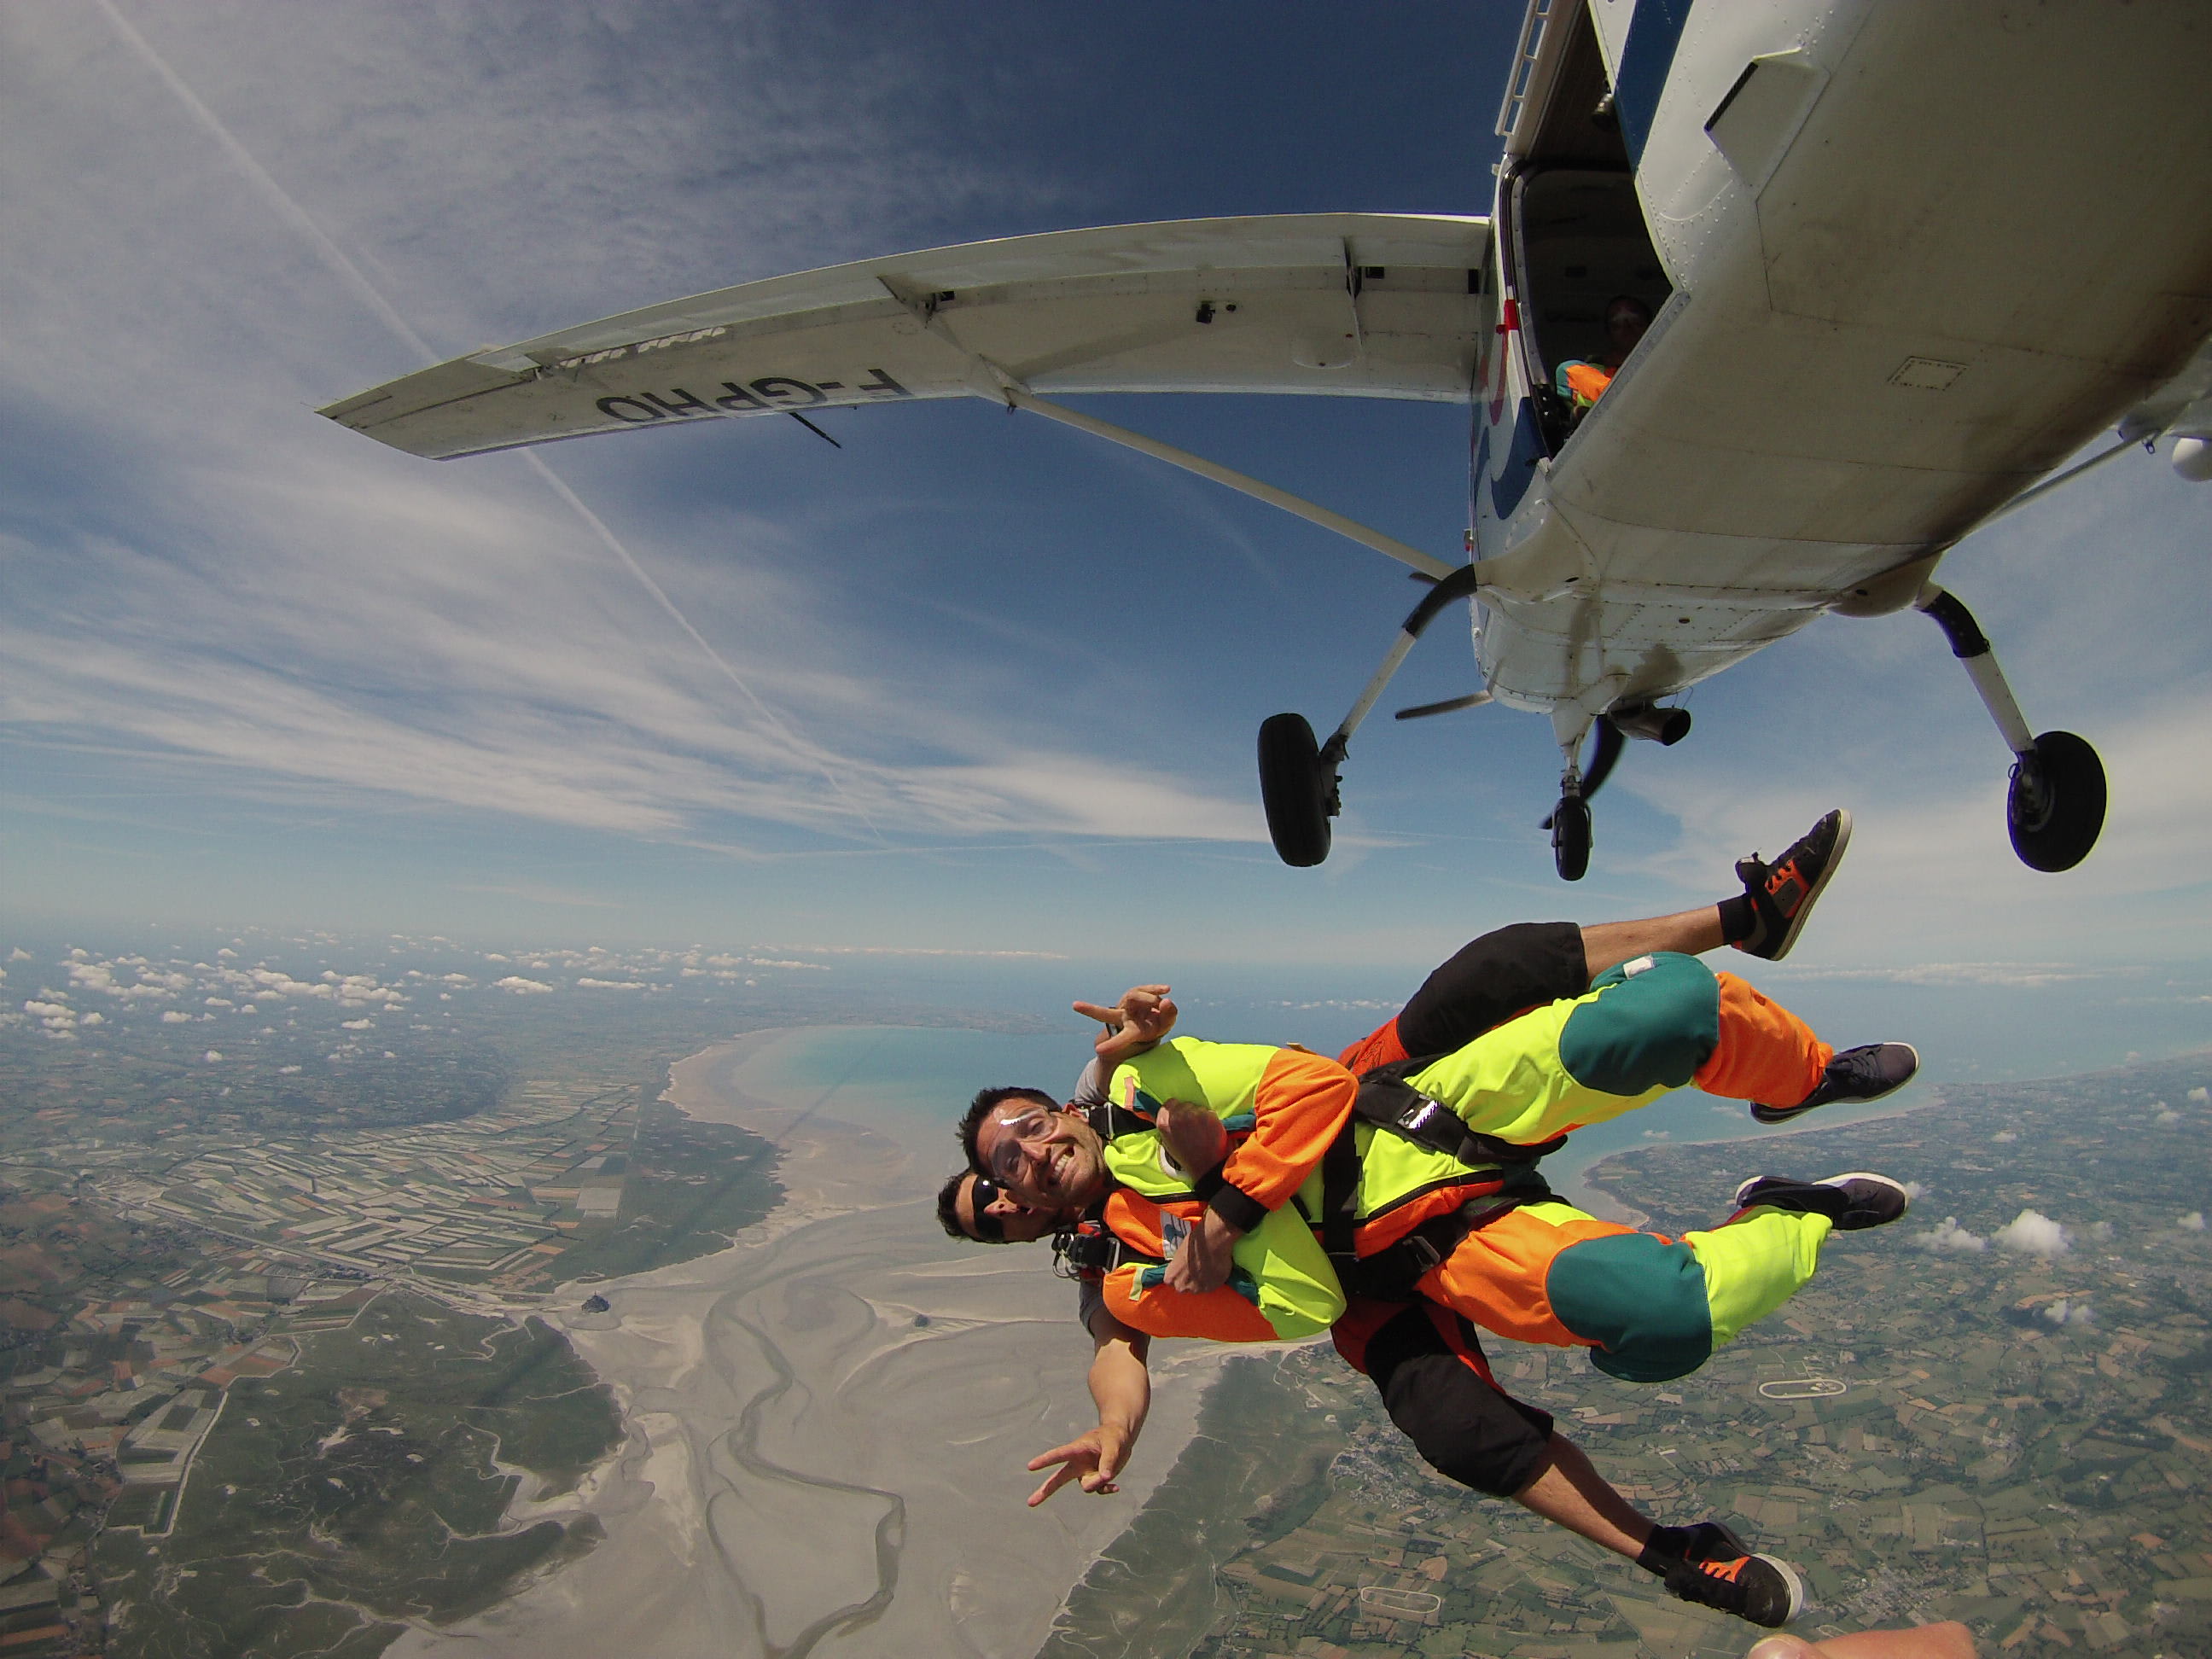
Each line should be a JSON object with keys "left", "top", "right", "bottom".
{"left": 1732, "top": 809, "right": 1851, "bottom": 962}
{"left": 1660, "top": 1528, "right": 1805, "bottom": 1627}
{"left": 1751, "top": 1041, "right": 1918, "bottom": 1124}
{"left": 1732, "top": 1171, "right": 1911, "bottom": 1231}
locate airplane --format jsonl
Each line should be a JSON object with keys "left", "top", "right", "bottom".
{"left": 320, "top": 0, "right": 2212, "bottom": 880}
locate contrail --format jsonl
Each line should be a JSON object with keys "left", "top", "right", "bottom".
{"left": 94, "top": 0, "right": 888, "bottom": 844}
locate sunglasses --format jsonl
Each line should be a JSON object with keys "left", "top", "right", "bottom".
{"left": 968, "top": 1174, "right": 1008, "bottom": 1243}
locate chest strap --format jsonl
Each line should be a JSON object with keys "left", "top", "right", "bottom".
{"left": 1352, "top": 1062, "right": 1569, "bottom": 1168}
{"left": 1053, "top": 1224, "right": 1152, "bottom": 1279}
{"left": 1317, "top": 1059, "right": 1564, "bottom": 1300}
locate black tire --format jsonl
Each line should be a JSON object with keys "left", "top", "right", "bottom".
{"left": 1258, "top": 713, "right": 1336, "bottom": 867}
{"left": 1551, "top": 794, "right": 1592, "bottom": 882}
{"left": 2007, "top": 730, "right": 2105, "bottom": 872}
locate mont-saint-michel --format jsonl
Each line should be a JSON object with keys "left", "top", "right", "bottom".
{"left": 2, "top": 928, "right": 2206, "bottom": 1659}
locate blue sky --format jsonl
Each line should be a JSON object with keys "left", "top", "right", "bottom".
{"left": 4, "top": 2, "right": 2209, "bottom": 1043}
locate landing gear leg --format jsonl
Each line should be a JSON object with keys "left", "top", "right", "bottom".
{"left": 1257, "top": 565, "right": 1484, "bottom": 867}
{"left": 1918, "top": 585, "right": 2106, "bottom": 872}
{"left": 1549, "top": 707, "right": 1594, "bottom": 882}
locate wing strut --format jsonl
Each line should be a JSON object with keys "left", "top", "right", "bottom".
{"left": 877, "top": 276, "right": 1456, "bottom": 580}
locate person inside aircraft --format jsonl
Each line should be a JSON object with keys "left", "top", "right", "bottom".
{"left": 1553, "top": 293, "right": 1655, "bottom": 416}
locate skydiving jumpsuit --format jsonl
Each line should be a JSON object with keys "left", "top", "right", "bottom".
{"left": 1073, "top": 926, "right": 1852, "bottom": 1493}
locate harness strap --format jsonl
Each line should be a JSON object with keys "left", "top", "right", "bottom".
{"left": 1353, "top": 1064, "right": 1569, "bottom": 1167}
{"left": 1052, "top": 1223, "right": 1158, "bottom": 1278}
{"left": 1336, "top": 1179, "right": 1552, "bottom": 1302}
{"left": 1083, "top": 1097, "right": 1157, "bottom": 1142}
{"left": 1319, "top": 1119, "right": 1361, "bottom": 1266}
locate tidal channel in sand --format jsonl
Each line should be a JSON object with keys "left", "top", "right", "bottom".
{"left": 391, "top": 1027, "right": 1230, "bottom": 1659}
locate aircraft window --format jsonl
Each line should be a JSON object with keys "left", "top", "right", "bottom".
{"left": 1511, "top": 168, "right": 1673, "bottom": 451}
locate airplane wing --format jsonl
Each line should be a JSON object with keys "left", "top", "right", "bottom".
{"left": 320, "top": 214, "right": 1491, "bottom": 460}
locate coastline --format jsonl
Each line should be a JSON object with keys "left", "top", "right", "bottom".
{"left": 392, "top": 1026, "right": 1231, "bottom": 1659}
{"left": 1559, "top": 1086, "right": 1952, "bottom": 1225}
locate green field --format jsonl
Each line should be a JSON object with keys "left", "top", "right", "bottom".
{"left": 96, "top": 1293, "right": 619, "bottom": 1659}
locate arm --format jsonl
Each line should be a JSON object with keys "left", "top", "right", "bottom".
{"left": 1025, "top": 1308, "right": 1151, "bottom": 1506}
{"left": 1205, "top": 1046, "right": 1358, "bottom": 1235}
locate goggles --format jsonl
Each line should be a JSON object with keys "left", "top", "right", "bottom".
{"left": 984, "top": 1103, "right": 1058, "bottom": 1184}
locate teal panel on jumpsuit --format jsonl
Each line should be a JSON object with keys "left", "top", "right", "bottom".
{"left": 1557, "top": 952, "right": 1720, "bottom": 1095}
{"left": 1547, "top": 1230, "right": 1714, "bottom": 1382}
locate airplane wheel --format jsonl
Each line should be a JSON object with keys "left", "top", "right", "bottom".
{"left": 2006, "top": 731, "right": 2105, "bottom": 872}
{"left": 1258, "top": 713, "right": 1338, "bottom": 867}
{"left": 1551, "top": 795, "right": 1591, "bottom": 882}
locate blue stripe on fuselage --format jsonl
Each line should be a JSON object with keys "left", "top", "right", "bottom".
{"left": 1488, "top": 402, "right": 1546, "bottom": 521}
{"left": 1614, "top": 0, "right": 1695, "bottom": 166}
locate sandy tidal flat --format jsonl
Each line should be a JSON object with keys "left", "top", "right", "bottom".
{"left": 391, "top": 1032, "right": 1225, "bottom": 1659}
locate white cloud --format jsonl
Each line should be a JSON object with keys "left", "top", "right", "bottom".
{"left": 1993, "top": 1209, "right": 2069, "bottom": 1257}
{"left": 2191, "top": 1087, "right": 2209, "bottom": 1105}
{"left": 492, "top": 976, "right": 553, "bottom": 994}
{"left": 2156, "top": 1109, "right": 2182, "bottom": 1125}
{"left": 340, "top": 1017, "right": 374, "bottom": 1030}
{"left": 1915, "top": 1216, "right": 1986, "bottom": 1254}
{"left": 575, "top": 977, "right": 647, "bottom": 990}
{"left": 1992, "top": 1130, "right": 2018, "bottom": 1143}
{"left": 2040, "top": 1298, "right": 2093, "bottom": 1328}
{"left": 160, "top": 1009, "right": 193, "bottom": 1023}
{"left": 0, "top": 8, "right": 1277, "bottom": 880}
{"left": 202, "top": 1050, "right": 223, "bottom": 1062}
{"left": 2180, "top": 1211, "right": 2206, "bottom": 1232}
{"left": 278, "top": 1063, "right": 301, "bottom": 1074}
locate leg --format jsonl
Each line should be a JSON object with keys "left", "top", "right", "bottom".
{"left": 1581, "top": 908, "right": 1725, "bottom": 976}
{"left": 1336, "top": 1299, "right": 1807, "bottom": 1628}
{"left": 1419, "top": 1197, "right": 1836, "bottom": 1381}
{"left": 1512, "top": 1433, "right": 1654, "bottom": 1560}
{"left": 1338, "top": 807, "right": 1853, "bottom": 1074}
{"left": 1402, "top": 950, "right": 1880, "bottom": 1147}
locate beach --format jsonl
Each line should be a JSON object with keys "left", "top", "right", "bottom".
{"left": 391, "top": 1028, "right": 1231, "bottom": 1659}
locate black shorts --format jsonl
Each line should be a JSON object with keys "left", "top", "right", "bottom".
{"left": 1393, "top": 921, "right": 1588, "bottom": 1062}
{"left": 1357, "top": 1301, "right": 1555, "bottom": 1498}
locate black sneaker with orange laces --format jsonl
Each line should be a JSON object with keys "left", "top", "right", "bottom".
{"left": 1644, "top": 1521, "right": 1805, "bottom": 1627}
{"left": 1732, "top": 808, "right": 1851, "bottom": 963}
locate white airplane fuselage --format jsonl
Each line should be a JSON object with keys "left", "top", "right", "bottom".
{"left": 1469, "top": 0, "right": 2212, "bottom": 726}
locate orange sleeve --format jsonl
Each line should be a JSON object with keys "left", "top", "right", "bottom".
{"left": 1213, "top": 1047, "right": 1356, "bottom": 1231}
{"left": 1563, "top": 361, "right": 1615, "bottom": 405}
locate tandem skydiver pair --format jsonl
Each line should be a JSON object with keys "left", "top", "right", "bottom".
{"left": 935, "top": 811, "right": 1922, "bottom": 1630}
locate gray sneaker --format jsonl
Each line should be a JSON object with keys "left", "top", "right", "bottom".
{"left": 1732, "top": 1171, "right": 1911, "bottom": 1231}
{"left": 1752, "top": 1041, "right": 1918, "bottom": 1124}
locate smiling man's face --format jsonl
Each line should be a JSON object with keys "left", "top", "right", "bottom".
{"left": 972, "top": 1099, "right": 1109, "bottom": 1211}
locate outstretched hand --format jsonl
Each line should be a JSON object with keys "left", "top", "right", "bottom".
{"left": 1073, "top": 985, "right": 1178, "bottom": 1064}
{"left": 1025, "top": 1423, "right": 1132, "bottom": 1505}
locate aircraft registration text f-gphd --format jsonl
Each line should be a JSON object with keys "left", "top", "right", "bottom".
{"left": 322, "top": 0, "right": 2212, "bottom": 881}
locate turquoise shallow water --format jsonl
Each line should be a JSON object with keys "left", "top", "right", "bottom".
{"left": 726, "top": 1025, "right": 1089, "bottom": 1136}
